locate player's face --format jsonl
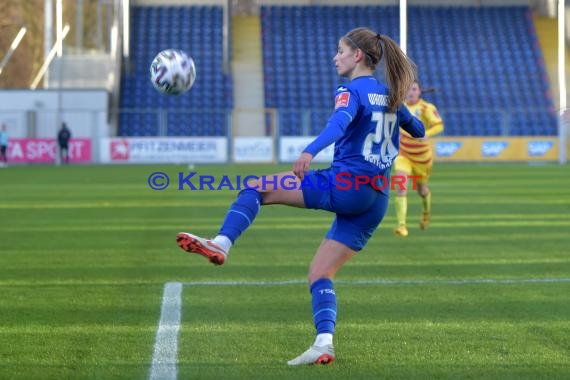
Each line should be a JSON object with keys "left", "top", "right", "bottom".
{"left": 334, "top": 40, "right": 358, "bottom": 77}
{"left": 406, "top": 82, "right": 421, "bottom": 104}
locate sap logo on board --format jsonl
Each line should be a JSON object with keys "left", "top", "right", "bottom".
{"left": 527, "top": 141, "right": 554, "bottom": 157}
{"left": 481, "top": 141, "right": 508, "bottom": 157}
{"left": 435, "top": 142, "right": 462, "bottom": 157}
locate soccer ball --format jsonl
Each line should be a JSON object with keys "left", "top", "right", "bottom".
{"left": 149, "top": 49, "right": 196, "bottom": 95}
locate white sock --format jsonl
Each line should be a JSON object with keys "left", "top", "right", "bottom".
{"left": 213, "top": 235, "right": 232, "bottom": 253}
{"left": 314, "top": 333, "right": 333, "bottom": 347}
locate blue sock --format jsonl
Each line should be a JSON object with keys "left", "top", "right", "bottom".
{"left": 218, "top": 189, "right": 262, "bottom": 243}
{"left": 310, "top": 278, "right": 337, "bottom": 335}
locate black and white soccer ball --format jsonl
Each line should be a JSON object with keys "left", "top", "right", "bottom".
{"left": 150, "top": 49, "right": 196, "bottom": 95}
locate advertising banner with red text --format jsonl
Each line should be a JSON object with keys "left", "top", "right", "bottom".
{"left": 100, "top": 137, "right": 228, "bottom": 164}
{"left": 6, "top": 138, "right": 92, "bottom": 163}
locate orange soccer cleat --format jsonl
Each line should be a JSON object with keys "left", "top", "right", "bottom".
{"left": 176, "top": 232, "right": 227, "bottom": 265}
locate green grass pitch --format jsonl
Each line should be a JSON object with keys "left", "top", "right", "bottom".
{"left": 0, "top": 163, "right": 569, "bottom": 379}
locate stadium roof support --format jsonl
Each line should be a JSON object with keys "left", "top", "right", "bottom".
{"left": 400, "top": 0, "right": 407, "bottom": 55}
{"left": 0, "top": 27, "right": 27, "bottom": 76}
{"left": 30, "top": 25, "right": 70, "bottom": 89}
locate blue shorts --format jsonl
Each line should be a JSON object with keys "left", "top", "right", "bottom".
{"left": 301, "top": 168, "right": 389, "bottom": 251}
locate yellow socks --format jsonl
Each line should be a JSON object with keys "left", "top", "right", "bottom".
{"left": 422, "top": 191, "right": 431, "bottom": 214}
{"left": 395, "top": 196, "right": 407, "bottom": 226}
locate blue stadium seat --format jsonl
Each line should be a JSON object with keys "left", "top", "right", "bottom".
{"left": 260, "top": 5, "right": 556, "bottom": 136}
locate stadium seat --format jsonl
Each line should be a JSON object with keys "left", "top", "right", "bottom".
{"left": 260, "top": 5, "right": 556, "bottom": 136}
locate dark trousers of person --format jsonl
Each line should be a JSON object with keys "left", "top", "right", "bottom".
{"left": 60, "top": 144, "right": 69, "bottom": 163}
{"left": 0, "top": 145, "right": 6, "bottom": 162}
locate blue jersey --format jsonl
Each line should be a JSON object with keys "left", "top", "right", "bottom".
{"left": 304, "top": 76, "right": 425, "bottom": 179}
{"left": 301, "top": 76, "right": 425, "bottom": 250}
{"left": 0, "top": 131, "right": 8, "bottom": 146}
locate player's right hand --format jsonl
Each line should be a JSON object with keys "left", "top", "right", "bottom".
{"left": 293, "top": 152, "right": 313, "bottom": 180}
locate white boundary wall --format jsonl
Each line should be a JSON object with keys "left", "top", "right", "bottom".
{"left": 0, "top": 90, "right": 109, "bottom": 139}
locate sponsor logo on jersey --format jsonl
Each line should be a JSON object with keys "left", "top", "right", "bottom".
{"left": 481, "top": 141, "right": 508, "bottom": 157}
{"left": 335, "top": 92, "right": 350, "bottom": 109}
{"left": 435, "top": 141, "right": 462, "bottom": 157}
{"left": 527, "top": 141, "right": 554, "bottom": 156}
{"left": 368, "top": 93, "right": 388, "bottom": 106}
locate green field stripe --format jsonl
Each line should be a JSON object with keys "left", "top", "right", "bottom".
{"left": 2, "top": 220, "right": 570, "bottom": 232}
{"left": 0, "top": 225, "right": 331, "bottom": 232}
{"left": 4, "top": 253, "right": 570, "bottom": 265}
{"left": 2, "top": 214, "right": 568, "bottom": 230}
{"left": 1, "top": 277, "right": 570, "bottom": 287}
{"left": 2, "top": 184, "right": 167, "bottom": 190}
{"left": 429, "top": 214, "right": 569, "bottom": 220}
{"left": 409, "top": 220, "right": 570, "bottom": 227}
{"left": 0, "top": 280, "right": 164, "bottom": 286}
{"left": 349, "top": 257, "right": 570, "bottom": 266}
{"left": 4, "top": 214, "right": 568, "bottom": 225}
{"left": 398, "top": 232, "right": 569, "bottom": 241}
{"left": 434, "top": 199, "right": 570, "bottom": 205}
{"left": 0, "top": 201, "right": 233, "bottom": 209}
{"left": 1, "top": 198, "right": 569, "bottom": 209}
{"left": 0, "top": 325, "right": 157, "bottom": 334}
{"left": 179, "top": 278, "right": 570, "bottom": 286}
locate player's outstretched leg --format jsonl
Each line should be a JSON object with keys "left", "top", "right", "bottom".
{"left": 176, "top": 232, "right": 227, "bottom": 265}
{"left": 176, "top": 188, "right": 262, "bottom": 265}
{"left": 287, "top": 344, "right": 335, "bottom": 366}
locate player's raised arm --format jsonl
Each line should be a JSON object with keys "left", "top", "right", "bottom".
{"left": 302, "top": 89, "right": 356, "bottom": 155}
{"left": 397, "top": 105, "right": 425, "bottom": 138}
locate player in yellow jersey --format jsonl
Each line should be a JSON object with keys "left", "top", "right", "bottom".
{"left": 393, "top": 80, "right": 444, "bottom": 237}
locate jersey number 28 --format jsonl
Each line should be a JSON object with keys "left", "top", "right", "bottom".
{"left": 362, "top": 112, "right": 398, "bottom": 165}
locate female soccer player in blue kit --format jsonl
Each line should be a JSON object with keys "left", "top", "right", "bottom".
{"left": 176, "top": 27, "right": 425, "bottom": 365}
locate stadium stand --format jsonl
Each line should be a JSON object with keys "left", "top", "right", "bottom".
{"left": 119, "top": 5, "right": 231, "bottom": 136}
{"left": 260, "top": 5, "right": 558, "bottom": 137}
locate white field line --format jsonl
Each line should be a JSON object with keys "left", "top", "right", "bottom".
{"left": 149, "top": 282, "right": 183, "bottom": 380}
{"left": 149, "top": 276, "right": 570, "bottom": 379}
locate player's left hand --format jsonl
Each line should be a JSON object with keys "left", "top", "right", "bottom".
{"left": 293, "top": 152, "right": 313, "bottom": 180}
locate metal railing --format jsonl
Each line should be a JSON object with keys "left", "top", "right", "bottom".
{"left": 109, "top": 106, "right": 559, "bottom": 138}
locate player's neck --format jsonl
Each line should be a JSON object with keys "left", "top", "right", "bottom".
{"left": 348, "top": 67, "right": 373, "bottom": 81}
